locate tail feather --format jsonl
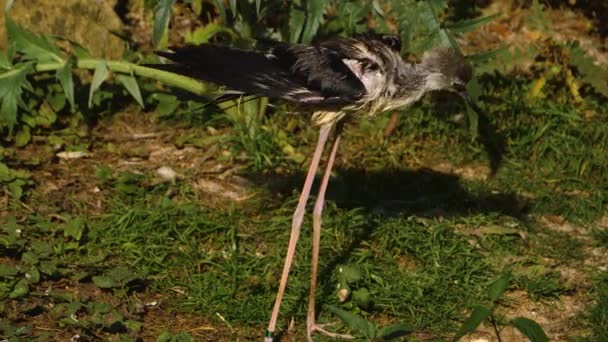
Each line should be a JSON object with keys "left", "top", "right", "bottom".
{"left": 152, "top": 45, "right": 323, "bottom": 103}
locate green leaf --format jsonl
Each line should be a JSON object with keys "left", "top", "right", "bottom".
{"left": 15, "top": 125, "right": 30, "bottom": 147}
{"left": 8, "top": 179, "right": 25, "bottom": 200}
{"left": 0, "top": 264, "right": 19, "bottom": 277}
{"left": 56, "top": 58, "right": 75, "bottom": 112}
{"left": 468, "top": 45, "right": 511, "bottom": 65}
{"left": 191, "top": 0, "right": 203, "bottom": 15}
{"left": 5, "top": 17, "right": 62, "bottom": 63}
{"left": 289, "top": 6, "right": 306, "bottom": 43}
{"left": 47, "top": 94, "right": 66, "bottom": 114}
{"left": 326, "top": 305, "right": 376, "bottom": 338}
{"left": 452, "top": 304, "right": 492, "bottom": 341}
{"left": 0, "top": 65, "right": 31, "bottom": 134}
{"left": 92, "top": 275, "right": 117, "bottom": 289}
{"left": 184, "top": 23, "right": 235, "bottom": 45}
{"left": 214, "top": 0, "right": 226, "bottom": 22}
{"left": 153, "top": 93, "right": 179, "bottom": 115}
{"left": 337, "top": 264, "right": 362, "bottom": 284}
{"left": 108, "top": 266, "right": 132, "bottom": 281}
{"left": 465, "top": 100, "right": 479, "bottom": 138}
{"left": 68, "top": 40, "right": 91, "bottom": 59}
{"left": 488, "top": 270, "right": 512, "bottom": 302}
{"left": 255, "top": 0, "right": 261, "bottom": 17}
{"left": 153, "top": 0, "right": 176, "bottom": 48}
{"left": 36, "top": 102, "right": 58, "bottom": 127}
{"left": 0, "top": 52, "right": 10, "bottom": 69}
{"left": 89, "top": 301, "right": 113, "bottom": 314}
{"left": 88, "top": 61, "right": 109, "bottom": 108}
{"left": 567, "top": 41, "right": 608, "bottom": 98}
{"left": 116, "top": 74, "right": 144, "bottom": 108}
{"left": 62, "top": 217, "right": 85, "bottom": 241}
{"left": 38, "top": 261, "right": 57, "bottom": 275}
{"left": 87, "top": 301, "right": 114, "bottom": 315}
{"left": 95, "top": 309, "right": 124, "bottom": 328}
{"left": 228, "top": 0, "right": 237, "bottom": 17}
{"left": 301, "top": 0, "right": 330, "bottom": 44}
{"left": 9, "top": 279, "right": 29, "bottom": 299}
{"left": 510, "top": 317, "right": 549, "bottom": 342}
{"left": 445, "top": 13, "right": 499, "bottom": 34}
{"left": 0, "top": 162, "right": 11, "bottom": 182}
{"left": 31, "top": 240, "right": 53, "bottom": 256}
{"left": 352, "top": 288, "right": 371, "bottom": 309}
{"left": 66, "top": 301, "right": 82, "bottom": 315}
{"left": 377, "top": 323, "right": 412, "bottom": 340}
{"left": 125, "top": 319, "right": 143, "bottom": 332}
{"left": 26, "top": 267, "right": 40, "bottom": 283}
{"left": 21, "top": 251, "right": 39, "bottom": 265}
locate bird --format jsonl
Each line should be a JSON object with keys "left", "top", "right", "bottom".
{"left": 151, "top": 33, "right": 474, "bottom": 341}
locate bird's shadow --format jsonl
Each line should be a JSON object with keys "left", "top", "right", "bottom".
{"left": 261, "top": 167, "right": 525, "bottom": 219}
{"left": 252, "top": 166, "right": 527, "bottom": 339}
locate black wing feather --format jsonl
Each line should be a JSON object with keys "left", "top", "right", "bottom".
{"left": 151, "top": 40, "right": 367, "bottom": 106}
{"left": 283, "top": 44, "right": 366, "bottom": 100}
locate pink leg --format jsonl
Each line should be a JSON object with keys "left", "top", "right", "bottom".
{"left": 306, "top": 129, "right": 353, "bottom": 341}
{"left": 265, "top": 124, "right": 333, "bottom": 342}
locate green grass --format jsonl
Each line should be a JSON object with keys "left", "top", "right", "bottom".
{"left": 589, "top": 272, "right": 608, "bottom": 341}
{"left": 2, "top": 68, "right": 608, "bottom": 341}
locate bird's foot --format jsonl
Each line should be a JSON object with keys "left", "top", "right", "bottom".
{"left": 306, "top": 321, "right": 354, "bottom": 341}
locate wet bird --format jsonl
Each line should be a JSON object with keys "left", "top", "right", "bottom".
{"left": 153, "top": 33, "right": 475, "bottom": 341}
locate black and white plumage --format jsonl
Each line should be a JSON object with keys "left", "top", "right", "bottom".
{"left": 154, "top": 34, "right": 472, "bottom": 126}
{"left": 151, "top": 34, "right": 476, "bottom": 342}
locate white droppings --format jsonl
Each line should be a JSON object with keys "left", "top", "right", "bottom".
{"left": 156, "top": 166, "right": 177, "bottom": 183}
{"left": 57, "top": 151, "right": 89, "bottom": 160}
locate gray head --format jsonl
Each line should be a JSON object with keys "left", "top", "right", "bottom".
{"left": 420, "top": 47, "right": 473, "bottom": 94}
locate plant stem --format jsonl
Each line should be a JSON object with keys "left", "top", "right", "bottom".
{"left": 489, "top": 314, "right": 503, "bottom": 342}
{"left": 2, "top": 58, "right": 208, "bottom": 95}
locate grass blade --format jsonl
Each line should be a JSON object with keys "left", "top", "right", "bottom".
{"left": 452, "top": 304, "right": 491, "bottom": 341}
{"left": 510, "top": 317, "right": 549, "bottom": 342}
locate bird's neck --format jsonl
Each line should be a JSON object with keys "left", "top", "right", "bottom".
{"left": 421, "top": 71, "right": 449, "bottom": 92}
{"left": 384, "top": 64, "right": 431, "bottom": 111}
